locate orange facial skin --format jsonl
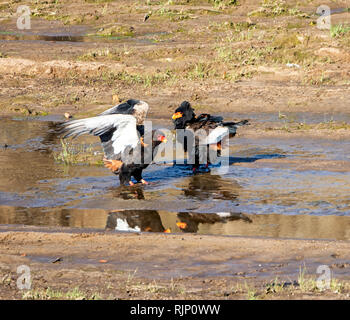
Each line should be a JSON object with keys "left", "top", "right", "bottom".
{"left": 172, "top": 112, "right": 183, "bottom": 120}
{"left": 159, "top": 135, "right": 167, "bottom": 143}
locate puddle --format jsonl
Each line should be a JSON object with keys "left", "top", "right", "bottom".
{"left": 225, "top": 111, "right": 350, "bottom": 125}
{"left": 0, "top": 117, "right": 350, "bottom": 240}
{"left": 330, "top": 8, "right": 350, "bottom": 15}
{"left": 0, "top": 32, "right": 158, "bottom": 44}
{"left": 0, "top": 17, "right": 171, "bottom": 47}
{"left": 0, "top": 31, "right": 91, "bottom": 42}
{"left": 2, "top": 206, "right": 350, "bottom": 241}
{"left": 25, "top": 249, "right": 343, "bottom": 280}
{"left": 0, "top": 29, "right": 169, "bottom": 44}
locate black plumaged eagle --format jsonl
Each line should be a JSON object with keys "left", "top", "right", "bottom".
{"left": 59, "top": 99, "right": 167, "bottom": 185}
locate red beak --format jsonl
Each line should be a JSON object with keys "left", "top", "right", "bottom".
{"left": 159, "top": 135, "right": 167, "bottom": 143}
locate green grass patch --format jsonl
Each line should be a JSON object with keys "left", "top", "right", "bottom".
{"left": 153, "top": 8, "right": 192, "bottom": 21}
{"left": 330, "top": 24, "right": 350, "bottom": 38}
{"left": 216, "top": 46, "right": 276, "bottom": 65}
{"left": 248, "top": 0, "right": 309, "bottom": 18}
{"left": 100, "top": 70, "right": 176, "bottom": 87}
{"left": 209, "top": 21, "right": 257, "bottom": 32}
{"left": 274, "top": 112, "right": 350, "bottom": 132}
{"left": 84, "top": 0, "right": 114, "bottom": 2}
{"left": 23, "top": 287, "right": 101, "bottom": 300}
{"left": 53, "top": 139, "right": 101, "bottom": 165}
{"left": 93, "top": 25, "right": 135, "bottom": 37}
{"left": 208, "top": 0, "right": 238, "bottom": 9}
{"left": 185, "top": 62, "right": 213, "bottom": 79}
{"left": 77, "top": 48, "right": 123, "bottom": 61}
{"left": 286, "top": 21, "right": 304, "bottom": 29}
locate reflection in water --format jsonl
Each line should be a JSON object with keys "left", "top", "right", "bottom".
{"left": 0, "top": 118, "right": 48, "bottom": 147}
{"left": 182, "top": 173, "right": 240, "bottom": 201}
{"left": 0, "top": 206, "right": 67, "bottom": 227}
{"left": 41, "top": 122, "right": 62, "bottom": 152}
{"left": 109, "top": 185, "right": 145, "bottom": 200}
{"left": 2, "top": 205, "right": 350, "bottom": 240}
{"left": 1, "top": 118, "right": 350, "bottom": 240}
{"left": 0, "top": 120, "right": 63, "bottom": 193}
{"left": 0, "top": 118, "right": 104, "bottom": 195}
{"left": 107, "top": 171, "right": 241, "bottom": 203}
{"left": 177, "top": 211, "right": 252, "bottom": 233}
{"left": 0, "top": 30, "right": 169, "bottom": 44}
{"left": 106, "top": 210, "right": 165, "bottom": 232}
{"left": 0, "top": 206, "right": 107, "bottom": 228}
{"left": 105, "top": 209, "right": 251, "bottom": 233}
{"left": 0, "top": 33, "right": 115, "bottom": 43}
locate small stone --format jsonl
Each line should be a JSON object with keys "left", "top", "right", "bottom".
{"left": 51, "top": 257, "right": 63, "bottom": 263}
{"left": 64, "top": 112, "right": 72, "bottom": 119}
{"left": 45, "top": 67, "right": 53, "bottom": 75}
{"left": 143, "top": 13, "right": 151, "bottom": 22}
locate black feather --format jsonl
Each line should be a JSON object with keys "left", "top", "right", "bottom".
{"left": 100, "top": 99, "right": 141, "bottom": 116}
{"left": 172, "top": 101, "right": 249, "bottom": 170}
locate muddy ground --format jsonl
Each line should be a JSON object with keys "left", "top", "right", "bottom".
{"left": 0, "top": 0, "right": 350, "bottom": 299}
{"left": 1, "top": 225, "right": 350, "bottom": 300}
{"left": 1, "top": 0, "right": 350, "bottom": 123}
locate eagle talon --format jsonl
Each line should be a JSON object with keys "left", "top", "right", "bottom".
{"left": 140, "top": 179, "right": 148, "bottom": 185}
{"left": 59, "top": 99, "right": 168, "bottom": 187}
{"left": 140, "top": 137, "right": 149, "bottom": 147}
{"left": 103, "top": 158, "right": 123, "bottom": 172}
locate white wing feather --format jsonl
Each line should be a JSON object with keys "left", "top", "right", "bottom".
{"left": 110, "top": 117, "right": 139, "bottom": 155}
{"left": 61, "top": 114, "right": 139, "bottom": 157}
{"left": 199, "top": 127, "right": 229, "bottom": 145}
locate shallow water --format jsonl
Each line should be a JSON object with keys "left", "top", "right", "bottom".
{"left": 0, "top": 117, "right": 350, "bottom": 240}
{"left": 0, "top": 29, "right": 169, "bottom": 45}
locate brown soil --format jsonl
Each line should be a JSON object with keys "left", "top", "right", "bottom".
{"left": 0, "top": 0, "right": 349, "bottom": 125}
{"left": 1, "top": 226, "right": 350, "bottom": 300}
{"left": 1, "top": 0, "right": 350, "bottom": 300}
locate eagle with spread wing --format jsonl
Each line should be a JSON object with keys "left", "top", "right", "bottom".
{"left": 59, "top": 99, "right": 167, "bottom": 185}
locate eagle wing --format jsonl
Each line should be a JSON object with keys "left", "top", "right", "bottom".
{"left": 198, "top": 126, "right": 229, "bottom": 145}
{"left": 99, "top": 99, "right": 149, "bottom": 125}
{"left": 59, "top": 114, "right": 140, "bottom": 160}
{"left": 198, "top": 120, "right": 249, "bottom": 145}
